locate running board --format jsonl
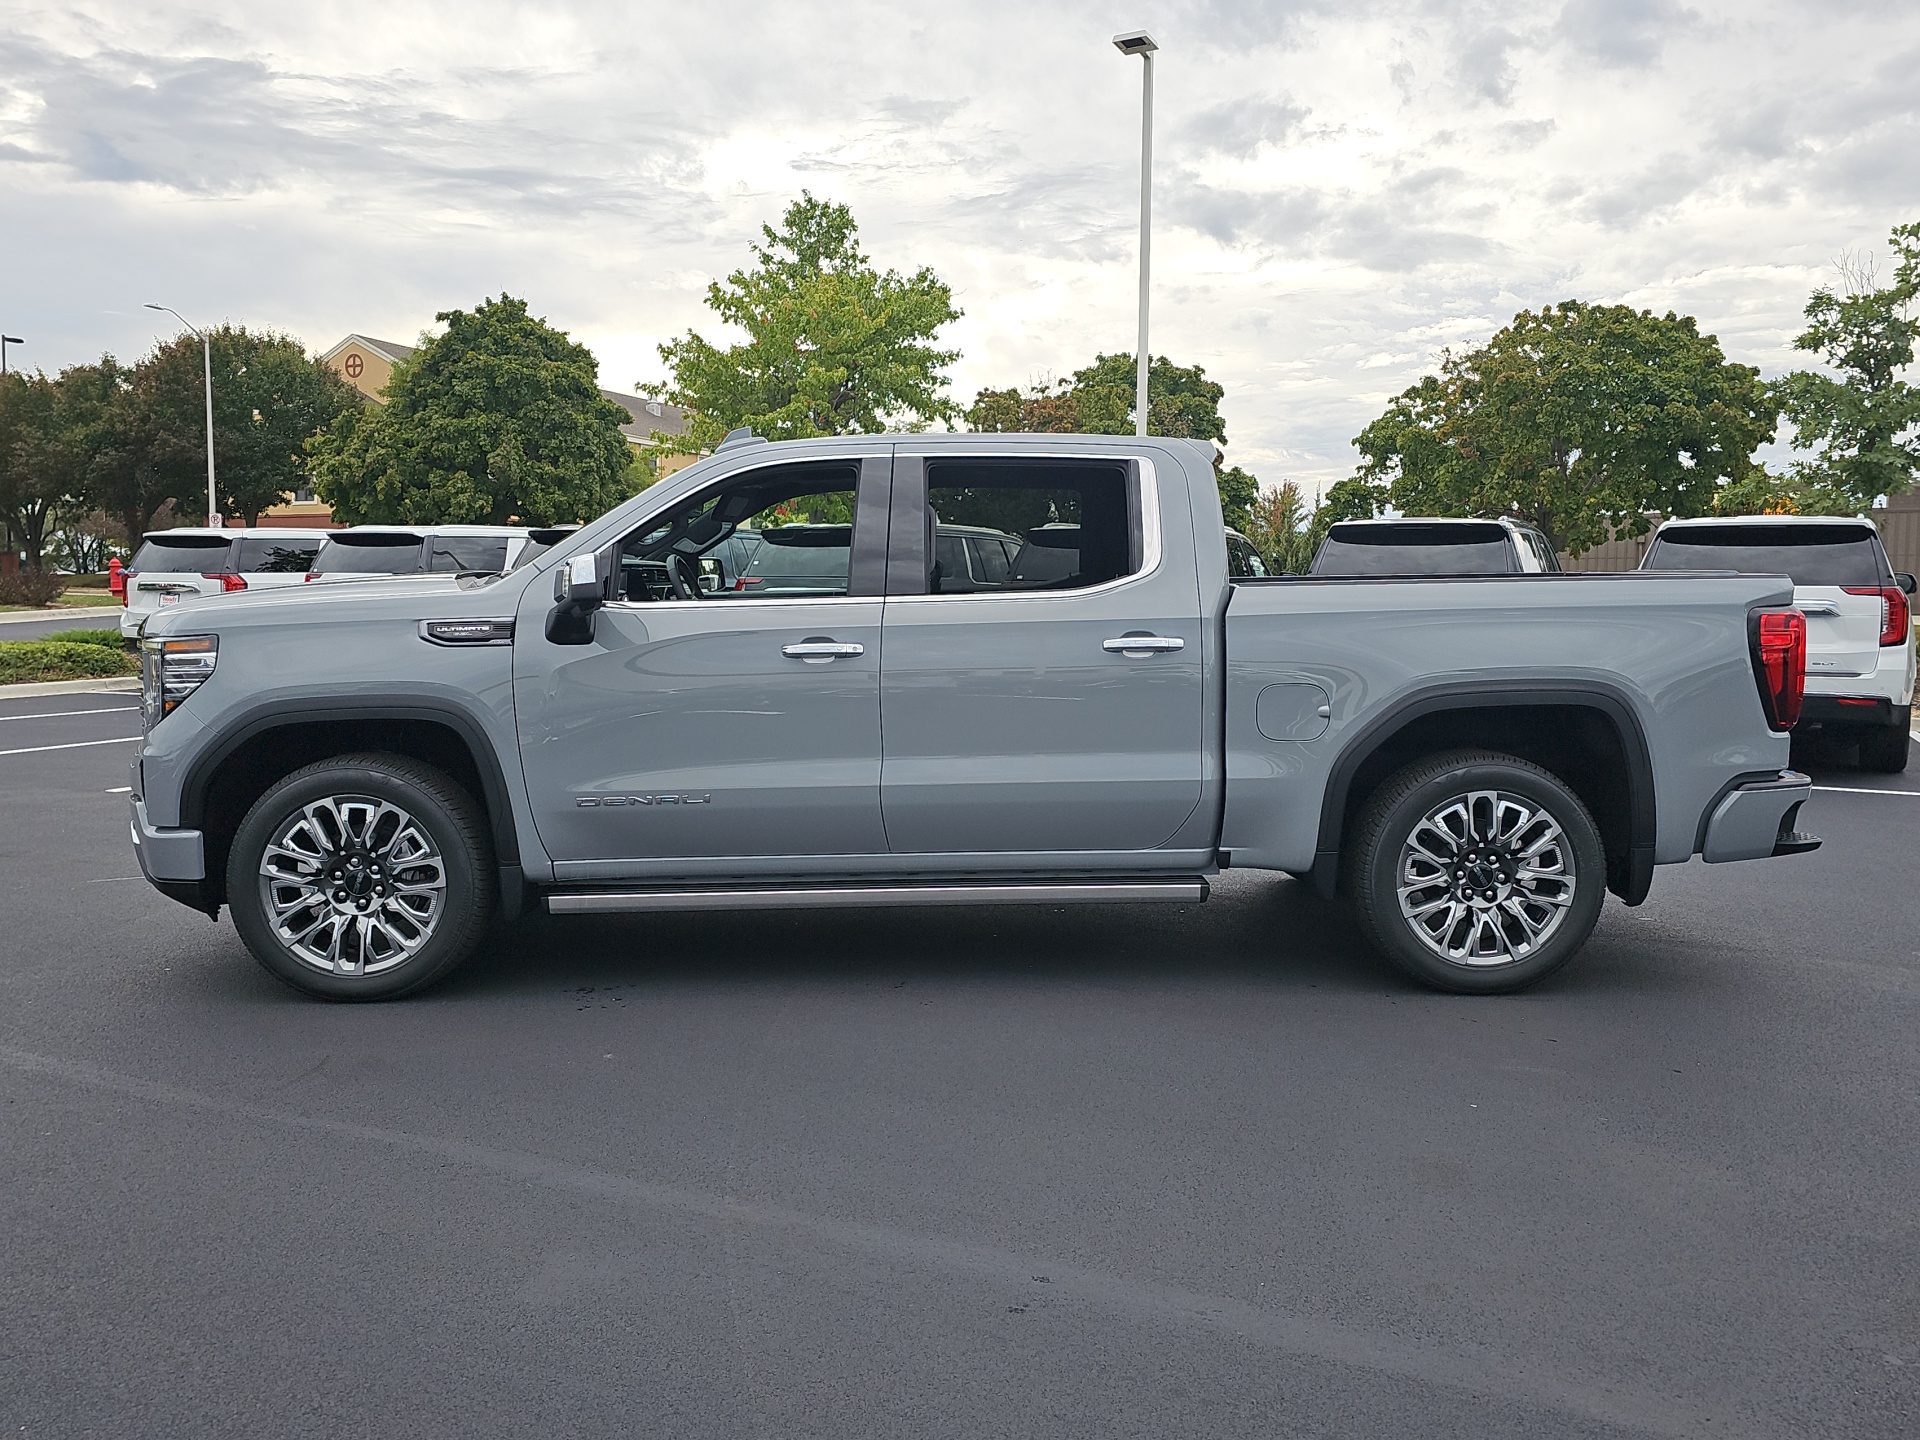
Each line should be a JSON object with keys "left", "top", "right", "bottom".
{"left": 545, "top": 878, "right": 1209, "bottom": 915}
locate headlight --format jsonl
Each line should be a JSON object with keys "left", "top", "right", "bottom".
{"left": 141, "top": 635, "right": 218, "bottom": 727}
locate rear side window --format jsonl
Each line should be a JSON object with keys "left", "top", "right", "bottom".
{"left": 130, "top": 536, "right": 234, "bottom": 572}
{"left": 1312, "top": 522, "right": 1515, "bottom": 576}
{"left": 231, "top": 538, "right": 322, "bottom": 573}
{"left": 924, "top": 462, "right": 1137, "bottom": 594}
{"left": 428, "top": 535, "right": 512, "bottom": 573}
{"left": 1642, "top": 524, "right": 1886, "bottom": 587}
{"left": 311, "top": 534, "right": 425, "bottom": 574}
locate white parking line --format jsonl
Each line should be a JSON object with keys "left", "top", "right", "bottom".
{"left": 104, "top": 785, "right": 132, "bottom": 794}
{"left": 0, "top": 736, "right": 142, "bottom": 758}
{"left": 1813, "top": 785, "right": 1920, "bottom": 797}
{"left": 0, "top": 706, "right": 140, "bottom": 722}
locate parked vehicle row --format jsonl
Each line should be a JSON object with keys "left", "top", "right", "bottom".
{"left": 118, "top": 524, "right": 538, "bottom": 637}
{"left": 130, "top": 433, "right": 1820, "bottom": 1003}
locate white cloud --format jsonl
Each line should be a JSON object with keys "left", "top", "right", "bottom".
{"left": 0, "top": 0, "right": 1915, "bottom": 496}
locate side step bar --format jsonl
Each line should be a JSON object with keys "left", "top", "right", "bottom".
{"left": 545, "top": 877, "right": 1209, "bottom": 915}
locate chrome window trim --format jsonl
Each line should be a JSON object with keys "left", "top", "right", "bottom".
{"left": 887, "top": 452, "right": 1165, "bottom": 605}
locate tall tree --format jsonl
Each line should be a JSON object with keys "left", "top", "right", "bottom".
{"left": 61, "top": 356, "right": 184, "bottom": 546}
{"left": 650, "top": 194, "right": 962, "bottom": 447}
{"left": 1, "top": 371, "right": 91, "bottom": 569}
{"left": 208, "top": 327, "right": 360, "bottom": 524}
{"left": 966, "top": 354, "right": 1229, "bottom": 443}
{"left": 1772, "top": 221, "right": 1920, "bottom": 512}
{"left": 308, "top": 296, "right": 637, "bottom": 526}
{"left": 1352, "top": 302, "right": 1777, "bottom": 555}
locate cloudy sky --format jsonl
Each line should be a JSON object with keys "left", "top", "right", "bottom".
{"left": 3, "top": 0, "right": 1916, "bottom": 493}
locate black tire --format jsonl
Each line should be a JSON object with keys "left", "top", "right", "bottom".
{"left": 1857, "top": 725, "right": 1911, "bottom": 774}
{"left": 227, "top": 753, "right": 495, "bottom": 1000}
{"left": 1346, "top": 749, "right": 1607, "bottom": 995}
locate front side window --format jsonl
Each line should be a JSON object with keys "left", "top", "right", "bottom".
{"left": 614, "top": 463, "right": 865, "bottom": 602}
{"left": 922, "top": 461, "right": 1138, "bottom": 595}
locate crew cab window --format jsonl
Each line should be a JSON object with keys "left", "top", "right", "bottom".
{"left": 1311, "top": 522, "right": 1516, "bottom": 576}
{"left": 923, "top": 461, "right": 1138, "bottom": 594}
{"left": 428, "top": 535, "right": 512, "bottom": 573}
{"left": 1641, "top": 523, "right": 1886, "bottom": 587}
{"left": 614, "top": 462, "right": 866, "bottom": 601}
{"left": 129, "top": 536, "right": 235, "bottom": 572}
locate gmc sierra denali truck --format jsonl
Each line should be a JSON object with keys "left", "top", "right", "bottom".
{"left": 128, "top": 432, "right": 1819, "bottom": 1000}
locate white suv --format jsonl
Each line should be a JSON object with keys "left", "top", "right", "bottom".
{"left": 1642, "top": 514, "right": 1916, "bottom": 772}
{"left": 304, "top": 525, "right": 534, "bottom": 584}
{"left": 120, "top": 528, "right": 329, "bottom": 638}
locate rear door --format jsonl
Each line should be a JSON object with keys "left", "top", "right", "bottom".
{"left": 876, "top": 449, "right": 1206, "bottom": 857}
{"left": 1644, "top": 523, "right": 1887, "bottom": 678}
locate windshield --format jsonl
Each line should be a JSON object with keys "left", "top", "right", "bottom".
{"left": 311, "top": 534, "right": 425, "bottom": 574}
{"left": 130, "top": 536, "right": 234, "bottom": 573}
{"left": 1313, "top": 523, "right": 1515, "bottom": 576}
{"left": 1642, "top": 524, "right": 1885, "bottom": 587}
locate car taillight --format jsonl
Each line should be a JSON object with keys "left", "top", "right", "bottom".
{"left": 1842, "top": 584, "right": 1910, "bottom": 646}
{"left": 1750, "top": 608, "right": 1806, "bottom": 731}
{"left": 203, "top": 573, "right": 248, "bottom": 592}
{"left": 304, "top": 572, "right": 318, "bottom": 583}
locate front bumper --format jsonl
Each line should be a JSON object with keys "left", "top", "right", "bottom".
{"left": 130, "top": 797, "right": 205, "bottom": 881}
{"left": 1701, "top": 770, "right": 1820, "bottom": 863}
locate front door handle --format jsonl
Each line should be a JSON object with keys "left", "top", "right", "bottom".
{"left": 1103, "top": 635, "right": 1185, "bottom": 656}
{"left": 782, "top": 640, "right": 865, "bottom": 663}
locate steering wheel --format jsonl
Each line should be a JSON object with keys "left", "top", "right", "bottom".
{"left": 667, "top": 552, "right": 706, "bottom": 600}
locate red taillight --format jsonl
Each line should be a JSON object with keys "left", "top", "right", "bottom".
{"left": 1751, "top": 609, "right": 1807, "bottom": 731}
{"left": 203, "top": 573, "right": 248, "bottom": 593}
{"left": 304, "top": 572, "right": 318, "bottom": 583}
{"left": 1842, "top": 584, "right": 1910, "bottom": 646}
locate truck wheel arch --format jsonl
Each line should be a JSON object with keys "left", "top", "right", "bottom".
{"left": 178, "top": 699, "right": 524, "bottom": 915}
{"left": 1307, "top": 683, "right": 1657, "bottom": 906}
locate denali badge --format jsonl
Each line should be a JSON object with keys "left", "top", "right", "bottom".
{"left": 577, "top": 793, "right": 712, "bottom": 807}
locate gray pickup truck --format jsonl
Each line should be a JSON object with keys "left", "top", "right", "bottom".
{"left": 130, "top": 433, "right": 1819, "bottom": 1000}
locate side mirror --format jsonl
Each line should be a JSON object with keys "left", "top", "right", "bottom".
{"left": 1896, "top": 572, "right": 1917, "bottom": 596}
{"left": 546, "top": 544, "right": 616, "bottom": 644}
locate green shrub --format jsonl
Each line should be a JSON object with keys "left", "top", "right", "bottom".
{"left": 42, "top": 628, "right": 127, "bottom": 648}
{"left": 0, "top": 571, "right": 68, "bottom": 607}
{"left": 0, "top": 640, "right": 140, "bottom": 685}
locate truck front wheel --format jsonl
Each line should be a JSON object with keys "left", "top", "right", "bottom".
{"left": 1346, "top": 750, "right": 1606, "bottom": 995}
{"left": 227, "top": 753, "right": 496, "bottom": 1001}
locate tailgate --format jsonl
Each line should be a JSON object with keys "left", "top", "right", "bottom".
{"left": 129, "top": 574, "right": 221, "bottom": 611}
{"left": 1796, "top": 585, "right": 1882, "bottom": 678}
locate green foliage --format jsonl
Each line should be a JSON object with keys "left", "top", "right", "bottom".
{"left": 0, "top": 569, "right": 67, "bottom": 606}
{"left": 1241, "top": 479, "right": 1312, "bottom": 573}
{"left": 1217, "top": 463, "right": 1259, "bottom": 533}
{"left": 966, "top": 354, "right": 1229, "bottom": 443}
{"left": 1772, "top": 221, "right": 1920, "bottom": 511}
{"left": 0, "top": 638, "right": 136, "bottom": 683}
{"left": 309, "top": 296, "right": 638, "bottom": 526}
{"left": 1352, "top": 302, "right": 1777, "bottom": 555}
{"left": 648, "top": 194, "right": 963, "bottom": 447}
{"left": 42, "top": 627, "right": 125, "bottom": 647}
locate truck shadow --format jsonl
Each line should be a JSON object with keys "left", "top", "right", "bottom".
{"left": 434, "top": 871, "right": 1679, "bottom": 1001}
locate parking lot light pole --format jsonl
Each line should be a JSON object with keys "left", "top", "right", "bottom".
{"left": 145, "top": 303, "right": 220, "bottom": 528}
{"left": 1113, "top": 29, "right": 1158, "bottom": 438}
{"left": 0, "top": 335, "right": 21, "bottom": 375}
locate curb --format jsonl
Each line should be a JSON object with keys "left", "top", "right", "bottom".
{"left": 0, "top": 676, "right": 141, "bottom": 700}
{"left": 0, "top": 608, "right": 125, "bottom": 627}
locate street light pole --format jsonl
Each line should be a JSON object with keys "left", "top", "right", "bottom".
{"left": 1113, "top": 30, "right": 1158, "bottom": 438}
{"left": 145, "top": 304, "right": 220, "bottom": 528}
{"left": 0, "top": 336, "right": 21, "bottom": 376}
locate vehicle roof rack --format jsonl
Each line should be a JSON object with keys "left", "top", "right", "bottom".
{"left": 716, "top": 426, "right": 767, "bottom": 452}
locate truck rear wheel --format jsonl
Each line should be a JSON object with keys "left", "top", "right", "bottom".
{"left": 1346, "top": 750, "right": 1606, "bottom": 995}
{"left": 1857, "top": 725, "right": 1910, "bottom": 774}
{"left": 226, "top": 753, "right": 495, "bottom": 1001}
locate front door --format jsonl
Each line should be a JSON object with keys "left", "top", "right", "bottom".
{"left": 515, "top": 456, "right": 892, "bottom": 870}
{"left": 877, "top": 451, "right": 1206, "bottom": 857}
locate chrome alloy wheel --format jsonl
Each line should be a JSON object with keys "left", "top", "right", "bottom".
{"left": 1395, "top": 789, "right": 1577, "bottom": 967}
{"left": 257, "top": 794, "right": 447, "bottom": 976}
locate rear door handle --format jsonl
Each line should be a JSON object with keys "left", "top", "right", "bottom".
{"left": 1103, "top": 635, "right": 1185, "bottom": 655}
{"left": 782, "top": 640, "right": 865, "bottom": 663}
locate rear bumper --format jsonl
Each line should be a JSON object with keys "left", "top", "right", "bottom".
{"left": 1797, "top": 697, "right": 1910, "bottom": 731}
{"left": 1701, "top": 770, "right": 1819, "bottom": 863}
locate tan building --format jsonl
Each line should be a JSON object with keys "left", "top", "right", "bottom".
{"left": 259, "top": 333, "right": 696, "bottom": 527}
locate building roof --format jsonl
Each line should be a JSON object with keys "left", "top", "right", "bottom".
{"left": 321, "top": 333, "right": 685, "bottom": 442}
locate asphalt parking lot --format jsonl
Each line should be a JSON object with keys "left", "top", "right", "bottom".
{"left": 2, "top": 692, "right": 1915, "bottom": 1439}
